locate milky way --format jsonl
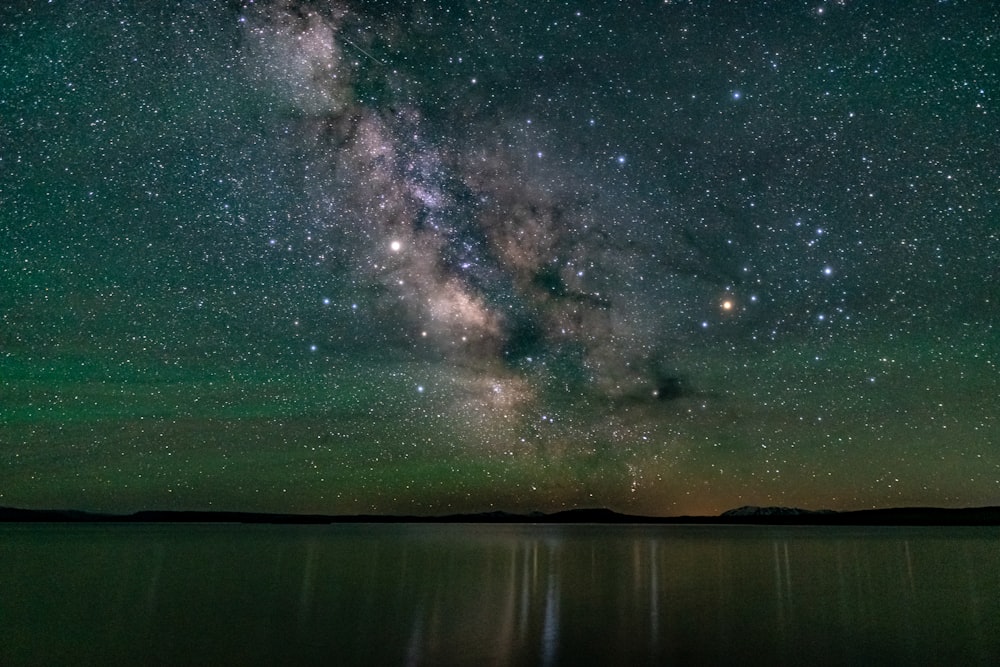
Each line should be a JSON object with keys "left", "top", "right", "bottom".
{"left": 242, "top": 1, "right": 700, "bottom": 402}
{"left": 1, "top": 0, "right": 997, "bottom": 515}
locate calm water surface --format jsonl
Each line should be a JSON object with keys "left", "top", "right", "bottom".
{"left": 1, "top": 523, "right": 998, "bottom": 666}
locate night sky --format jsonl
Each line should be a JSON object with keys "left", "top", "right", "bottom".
{"left": 2, "top": 0, "right": 997, "bottom": 516}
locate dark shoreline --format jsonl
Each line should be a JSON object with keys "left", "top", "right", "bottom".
{"left": 3, "top": 505, "right": 1000, "bottom": 526}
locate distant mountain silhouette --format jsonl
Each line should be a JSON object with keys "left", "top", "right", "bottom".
{"left": 721, "top": 505, "right": 837, "bottom": 517}
{"left": 3, "top": 504, "right": 1000, "bottom": 525}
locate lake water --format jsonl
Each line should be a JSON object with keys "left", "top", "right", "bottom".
{"left": 1, "top": 523, "right": 998, "bottom": 666}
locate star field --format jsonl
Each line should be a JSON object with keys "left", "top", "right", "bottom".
{"left": 1, "top": 0, "right": 997, "bottom": 516}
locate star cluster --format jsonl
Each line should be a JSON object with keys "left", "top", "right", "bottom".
{"left": 0, "top": 0, "right": 996, "bottom": 516}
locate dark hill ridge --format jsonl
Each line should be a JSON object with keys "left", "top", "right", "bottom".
{"left": 721, "top": 505, "right": 837, "bottom": 517}
{"left": 3, "top": 505, "right": 1000, "bottom": 525}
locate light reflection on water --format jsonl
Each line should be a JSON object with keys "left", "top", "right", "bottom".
{"left": 2, "top": 523, "right": 999, "bottom": 666}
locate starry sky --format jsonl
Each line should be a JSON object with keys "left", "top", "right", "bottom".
{"left": 1, "top": 0, "right": 997, "bottom": 516}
